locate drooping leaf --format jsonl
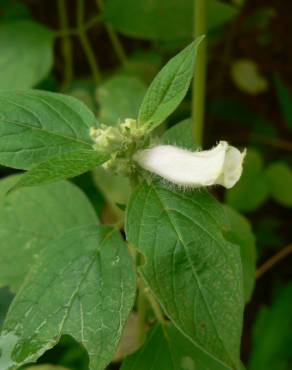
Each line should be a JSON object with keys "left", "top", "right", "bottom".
{"left": 226, "top": 149, "right": 269, "bottom": 212}
{"left": 0, "top": 176, "right": 98, "bottom": 292}
{"left": 14, "top": 150, "right": 109, "bottom": 188}
{"left": 104, "top": 0, "right": 238, "bottom": 41}
{"left": 138, "top": 39, "right": 203, "bottom": 130}
{"left": 0, "top": 21, "right": 54, "bottom": 89}
{"left": 96, "top": 75, "right": 147, "bottom": 125}
{"left": 274, "top": 75, "right": 292, "bottom": 128}
{"left": 126, "top": 181, "right": 243, "bottom": 369}
{"left": 223, "top": 205, "right": 257, "bottom": 302}
{"left": 0, "top": 90, "right": 97, "bottom": 170}
{"left": 121, "top": 323, "right": 230, "bottom": 370}
{"left": 265, "top": 162, "right": 292, "bottom": 207}
{"left": 162, "top": 118, "right": 198, "bottom": 150}
{"left": 249, "top": 283, "right": 292, "bottom": 370}
{"left": 0, "top": 225, "right": 136, "bottom": 370}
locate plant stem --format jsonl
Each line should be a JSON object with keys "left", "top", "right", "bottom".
{"left": 57, "top": 0, "right": 74, "bottom": 89}
{"left": 256, "top": 244, "right": 292, "bottom": 279}
{"left": 192, "top": 0, "right": 207, "bottom": 146}
{"left": 77, "top": 0, "right": 102, "bottom": 85}
{"left": 95, "top": 0, "right": 127, "bottom": 65}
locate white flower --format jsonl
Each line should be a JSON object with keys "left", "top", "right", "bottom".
{"left": 133, "top": 141, "right": 246, "bottom": 189}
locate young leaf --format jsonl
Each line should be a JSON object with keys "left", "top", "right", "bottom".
{"left": 0, "top": 176, "right": 98, "bottom": 292}
{"left": 14, "top": 150, "right": 109, "bottom": 188}
{"left": 0, "top": 225, "right": 136, "bottom": 370}
{"left": 126, "top": 181, "right": 243, "bottom": 369}
{"left": 138, "top": 38, "right": 203, "bottom": 130}
{"left": 122, "top": 324, "right": 230, "bottom": 370}
{"left": 0, "top": 90, "right": 97, "bottom": 170}
{"left": 249, "top": 283, "right": 292, "bottom": 370}
{"left": 223, "top": 205, "right": 257, "bottom": 303}
{"left": 0, "top": 21, "right": 54, "bottom": 89}
{"left": 104, "top": 0, "right": 238, "bottom": 41}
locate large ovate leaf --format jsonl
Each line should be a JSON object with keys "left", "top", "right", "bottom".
{"left": 104, "top": 0, "right": 238, "bottom": 41}
{"left": 15, "top": 150, "right": 109, "bottom": 188}
{"left": 223, "top": 205, "right": 257, "bottom": 303}
{"left": 0, "top": 21, "right": 54, "bottom": 89}
{"left": 126, "top": 181, "right": 243, "bottom": 369}
{"left": 138, "top": 39, "right": 203, "bottom": 130}
{"left": 0, "top": 90, "right": 97, "bottom": 170}
{"left": 97, "top": 75, "right": 147, "bottom": 125}
{"left": 0, "top": 176, "right": 98, "bottom": 292}
{"left": 0, "top": 225, "right": 136, "bottom": 370}
{"left": 248, "top": 283, "right": 292, "bottom": 370}
{"left": 122, "top": 323, "right": 230, "bottom": 370}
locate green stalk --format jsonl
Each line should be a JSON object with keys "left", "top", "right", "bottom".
{"left": 95, "top": 0, "right": 127, "bottom": 65}
{"left": 192, "top": 0, "right": 207, "bottom": 146}
{"left": 57, "top": 0, "right": 74, "bottom": 89}
{"left": 77, "top": 0, "right": 102, "bottom": 85}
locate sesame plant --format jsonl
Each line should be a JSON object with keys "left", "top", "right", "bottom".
{"left": 0, "top": 1, "right": 291, "bottom": 370}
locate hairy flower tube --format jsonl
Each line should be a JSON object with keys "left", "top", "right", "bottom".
{"left": 133, "top": 141, "right": 246, "bottom": 189}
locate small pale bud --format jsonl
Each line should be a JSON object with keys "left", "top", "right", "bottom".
{"left": 134, "top": 141, "right": 246, "bottom": 189}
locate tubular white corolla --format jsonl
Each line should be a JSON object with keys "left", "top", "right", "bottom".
{"left": 133, "top": 141, "right": 246, "bottom": 189}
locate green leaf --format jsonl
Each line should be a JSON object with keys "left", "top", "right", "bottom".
{"left": 223, "top": 205, "right": 257, "bottom": 303}
{"left": 104, "top": 0, "right": 238, "bottom": 41}
{"left": 0, "top": 90, "right": 97, "bottom": 170}
{"left": 162, "top": 118, "right": 198, "bottom": 150}
{"left": 14, "top": 150, "right": 109, "bottom": 188}
{"left": 138, "top": 39, "right": 203, "bottom": 130}
{"left": 265, "top": 162, "right": 292, "bottom": 207}
{"left": 122, "top": 323, "right": 230, "bottom": 370}
{"left": 97, "top": 75, "right": 147, "bottom": 125}
{"left": 274, "top": 75, "right": 292, "bottom": 128}
{"left": 0, "top": 225, "right": 136, "bottom": 370}
{"left": 248, "top": 283, "right": 292, "bottom": 370}
{"left": 0, "top": 21, "right": 54, "bottom": 89}
{"left": 225, "top": 149, "right": 269, "bottom": 212}
{"left": 26, "top": 366, "right": 69, "bottom": 370}
{"left": 0, "top": 176, "right": 98, "bottom": 292}
{"left": 126, "top": 181, "right": 243, "bottom": 369}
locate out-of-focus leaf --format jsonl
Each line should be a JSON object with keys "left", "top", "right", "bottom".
{"left": 265, "top": 162, "right": 292, "bottom": 207}
{"left": 162, "top": 118, "right": 198, "bottom": 150}
{"left": 0, "top": 0, "right": 30, "bottom": 20}
{"left": 26, "top": 365, "right": 69, "bottom": 370}
{"left": 104, "top": 0, "right": 238, "bottom": 41}
{"left": 226, "top": 149, "right": 269, "bottom": 212}
{"left": 122, "top": 324, "right": 230, "bottom": 370}
{"left": 274, "top": 75, "right": 292, "bottom": 128}
{"left": 249, "top": 284, "right": 292, "bottom": 370}
{"left": 223, "top": 205, "right": 257, "bottom": 302}
{"left": 96, "top": 75, "right": 147, "bottom": 125}
{"left": 0, "top": 176, "right": 98, "bottom": 292}
{"left": 231, "top": 59, "right": 268, "bottom": 95}
{"left": 0, "top": 21, "right": 54, "bottom": 89}
{"left": 0, "top": 288, "right": 13, "bottom": 329}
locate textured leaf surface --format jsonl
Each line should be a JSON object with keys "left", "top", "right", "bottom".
{"left": 0, "top": 176, "right": 98, "bottom": 292}
{"left": 122, "top": 324, "right": 230, "bottom": 370}
{"left": 126, "top": 181, "right": 243, "bottom": 369}
{"left": 15, "top": 150, "right": 109, "bottom": 188}
{"left": 265, "top": 162, "right": 292, "bottom": 207}
{"left": 0, "top": 225, "right": 136, "bottom": 370}
{"left": 0, "top": 90, "right": 97, "bottom": 170}
{"left": 0, "top": 21, "right": 54, "bottom": 89}
{"left": 97, "top": 75, "right": 147, "bottom": 125}
{"left": 249, "top": 284, "right": 292, "bottom": 370}
{"left": 104, "top": 0, "right": 237, "bottom": 41}
{"left": 223, "top": 205, "right": 257, "bottom": 303}
{"left": 162, "top": 118, "right": 198, "bottom": 150}
{"left": 138, "top": 39, "right": 202, "bottom": 130}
